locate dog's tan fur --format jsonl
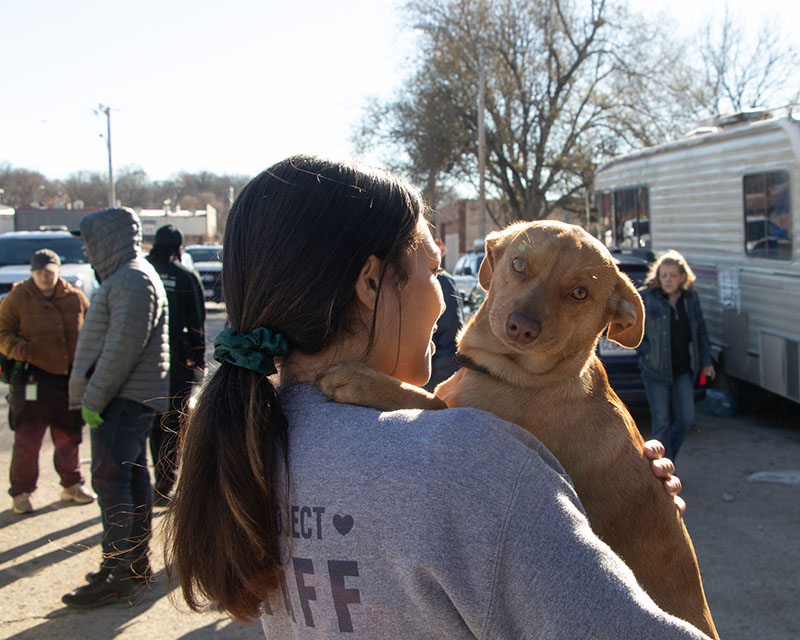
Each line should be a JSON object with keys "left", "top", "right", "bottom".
{"left": 319, "top": 221, "right": 717, "bottom": 638}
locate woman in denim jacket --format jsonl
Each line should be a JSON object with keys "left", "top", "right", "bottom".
{"left": 638, "top": 250, "right": 715, "bottom": 459}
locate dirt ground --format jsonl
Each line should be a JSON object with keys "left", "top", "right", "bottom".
{"left": 630, "top": 394, "right": 800, "bottom": 639}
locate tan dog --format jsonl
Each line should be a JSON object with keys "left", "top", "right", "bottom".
{"left": 319, "top": 221, "right": 718, "bottom": 638}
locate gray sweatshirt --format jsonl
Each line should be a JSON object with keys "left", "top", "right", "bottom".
{"left": 260, "top": 385, "right": 709, "bottom": 639}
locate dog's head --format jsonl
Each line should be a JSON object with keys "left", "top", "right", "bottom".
{"left": 472, "top": 220, "right": 644, "bottom": 373}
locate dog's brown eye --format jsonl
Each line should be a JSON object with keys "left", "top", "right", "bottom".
{"left": 511, "top": 258, "right": 526, "bottom": 273}
{"left": 570, "top": 287, "right": 588, "bottom": 300}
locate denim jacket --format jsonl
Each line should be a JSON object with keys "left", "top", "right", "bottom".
{"left": 637, "top": 287, "right": 713, "bottom": 385}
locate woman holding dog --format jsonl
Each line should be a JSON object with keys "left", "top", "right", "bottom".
{"left": 638, "top": 250, "right": 716, "bottom": 460}
{"left": 165, "top": 156, "right": 709, "bottom": 638}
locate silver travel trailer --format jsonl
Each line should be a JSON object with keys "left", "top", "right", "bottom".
{"left": 591, "top": 107, "right": 800, "bottom": 404}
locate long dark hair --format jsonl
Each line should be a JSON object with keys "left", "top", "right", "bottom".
{"left": 163, "top": 155, "right": 422, "bottom": 621}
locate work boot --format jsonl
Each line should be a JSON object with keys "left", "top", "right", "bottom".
{"left": 61, "top": 483, "right": 97, "bottom": 504}
{"left": 62, "top": 571, "right": 145, "bottom": 608}
{"left": 84, "top": 565, "right": 110, "bottom": 584}
{"left": 12, "top": 492, "right": 33, "bottom": 514}
{"left": 85, "top": 558, "right": 152, "bottom": 584}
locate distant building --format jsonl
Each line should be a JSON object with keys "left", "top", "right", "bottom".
{"left": 0, "top": 208, "right": 15, "bottom": 233}
{"left": 10, "top": 205, "right": 218, "bottom": 246}
{"left": 137, "top": 204, "right": 218, "bottom": 245}
{"left": 431, "top": 198, "right": 583, "bottom": 270}
{"left": 13, "top": 208, "right": 102, "bottom": 233}
{"left": 431, "top": 200, "right": 487, "bottom": 271}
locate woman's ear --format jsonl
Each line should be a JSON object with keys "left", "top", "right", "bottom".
{"left": 354, "top": 255, "right": 383, "bottom": 311}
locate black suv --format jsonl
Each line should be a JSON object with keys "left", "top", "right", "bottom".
{"left": 597, "top": 248, "right": 654, "bottom": 406}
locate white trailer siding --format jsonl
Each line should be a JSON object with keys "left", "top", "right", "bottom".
{"left": 594, "top": 115, "right": 800, "bottom": 402}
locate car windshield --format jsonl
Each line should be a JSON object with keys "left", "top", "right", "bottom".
{"left": 186, "top": 247, "right": 221, "bottom": 262}
{"left": 620, "top": 264, "right": 648, "bottom": 287}
{"left": 0, "top": 236, "right": 88, "bottom": 267}
{"left": 455, "top": 253, "right": 484, "bottom": 275}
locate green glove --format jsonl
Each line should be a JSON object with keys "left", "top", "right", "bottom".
{"left": 82, "top": 406, "right": 104, "bottom": 429}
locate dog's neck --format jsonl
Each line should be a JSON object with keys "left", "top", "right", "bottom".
{"left": 454, "top": 351, "right": 492, "bottom": 376}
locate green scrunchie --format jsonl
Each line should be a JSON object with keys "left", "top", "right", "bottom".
{"left": 213, "top": 327, "right": 288, "bottom": 375}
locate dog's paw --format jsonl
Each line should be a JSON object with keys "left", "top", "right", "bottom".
{"left": 316, "top": 362, "right": 445, "bottom": 411}
{"left": 316, "top": 362, "right": 392, "bottom": 407}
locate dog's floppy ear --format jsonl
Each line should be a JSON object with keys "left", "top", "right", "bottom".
{"left": 606, "top": 271, "right": 645, "bottom": 348}
{"left": 478, "top": 229, "right": 509, "bottom": 291}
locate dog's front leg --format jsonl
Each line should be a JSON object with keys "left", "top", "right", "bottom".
{"left": 316, "top": 362, "right": 446, "bottom": 411}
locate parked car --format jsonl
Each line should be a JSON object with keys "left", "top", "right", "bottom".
{"left": 184, "top": 244, "right": 222, "bottom": 302}
{"left": 0, "top": 229, "right": 98, "bottom": 301}
{"left": 452, "top": 243, "right": 485, "bottom": 301}
{"left": 597, "top": 248, "right": 654, "bottom": 406}
{"left": 461, "top": 245, "right": 653, "bottom": 406}
{"left": 180, "top": 251, "right": 196, "bottom": 272}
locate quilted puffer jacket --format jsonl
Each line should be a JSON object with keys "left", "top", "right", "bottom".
{"left": 68, "top": 208, "right": 169, "bottom": 413}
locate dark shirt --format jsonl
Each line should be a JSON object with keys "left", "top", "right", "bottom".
{"left": 425, "top": 271, "right": 465, "bottom": 391}
{"left": 146, "top": 256, "right": 206, "bottom": 368}
{"left": 670, "top": 294, "right": 691, "bottom": 376}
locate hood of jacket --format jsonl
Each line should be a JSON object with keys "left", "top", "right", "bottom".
{"left": 80, "top": 208, "right": 142, "bottom": 281}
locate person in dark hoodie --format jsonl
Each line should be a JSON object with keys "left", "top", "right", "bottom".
{"left": 62, "top": 208, "right": 169, "bottom": 608}
{"left": 146, "top": 225, "right": 206, "bottom": 502}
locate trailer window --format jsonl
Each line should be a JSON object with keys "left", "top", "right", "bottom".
{"left": 743, "top": 171, "right": 791, "bottom": 260}
{"left": 609, "top": 187, "right": 650, "bottom": 248}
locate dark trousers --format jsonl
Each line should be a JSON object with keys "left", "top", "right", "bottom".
{"left": 8, "top": 376, "right": 84, "bottom": 497}
{"left": 150, "top": 362, "right": 198, "bottom": 494}
{"left": 90, "top": 397, "right": 154, "bottom": 574}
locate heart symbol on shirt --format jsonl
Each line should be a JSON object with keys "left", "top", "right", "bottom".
{"left": 333, "top": 514, "right": 354, "bottom": 536}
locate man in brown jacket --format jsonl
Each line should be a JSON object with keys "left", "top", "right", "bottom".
{"left": 0, "top": 249, "right": 94, "bottom": 514}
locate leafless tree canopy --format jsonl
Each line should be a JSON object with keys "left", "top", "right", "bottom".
{"left": 0, "top": 162, "right": 249, "bottom": 227}
{"left": 355, "top": 0, "right": 798, "bottom": 224}
{"left": 696, "top": 7, "right": 800, "bottom": 115}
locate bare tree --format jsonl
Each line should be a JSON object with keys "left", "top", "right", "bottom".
{"left": 696, "top": 6, "right": 800, "bottom": 115}
{"left": 355, "top": 0, "right": 694, "bottom": 224}
{"left": 3, "top": 162, "right": 250, "bottom": 234}
{"left": 115, "top": 166, "right": 152, "bottom": 208}
{"left": 0, "top": 165, "right": 53, "bottom": 208}
{"left": 61, "top": 171, "right": 108, "bottom": 208}
{"left": 354, "top": 91, "right": 467, "bottom": 207}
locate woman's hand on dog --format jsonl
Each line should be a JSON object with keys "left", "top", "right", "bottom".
{"left": 643, "top": 439, "right": 686, "bottom": 515}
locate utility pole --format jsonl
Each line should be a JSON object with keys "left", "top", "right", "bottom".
{"left": 477, "top": 49, "right": 486, "bottom": 240}
{"left": 95, "top": 104, "right": 115, "bottom": 207}
{"left": 415, "top": 24, "right": 488, "bottom": 240}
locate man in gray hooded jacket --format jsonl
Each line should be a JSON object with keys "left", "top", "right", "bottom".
{"left": 62, "top": 208, "right": 169, "bottom": 608}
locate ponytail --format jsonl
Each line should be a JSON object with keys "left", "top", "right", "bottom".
{"left": 163, "top": 155, "right": 424, "bottom": 621}
{"left": 163, "top": 362, "right": 288, "bottom": 621}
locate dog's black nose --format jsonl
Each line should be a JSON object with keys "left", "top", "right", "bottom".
{"left": 506, "top": 311, "right": 541, "bottom": 344}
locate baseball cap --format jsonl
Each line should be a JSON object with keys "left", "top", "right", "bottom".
{"left": 154, "top": 224, "right": 183, "bottom": 248}
{"left": 31, "top": 249, "right": 61, "bottom": 272}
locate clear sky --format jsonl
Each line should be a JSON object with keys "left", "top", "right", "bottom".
{"left": 1, "top": 0, "right": 795, "bottom": 182}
